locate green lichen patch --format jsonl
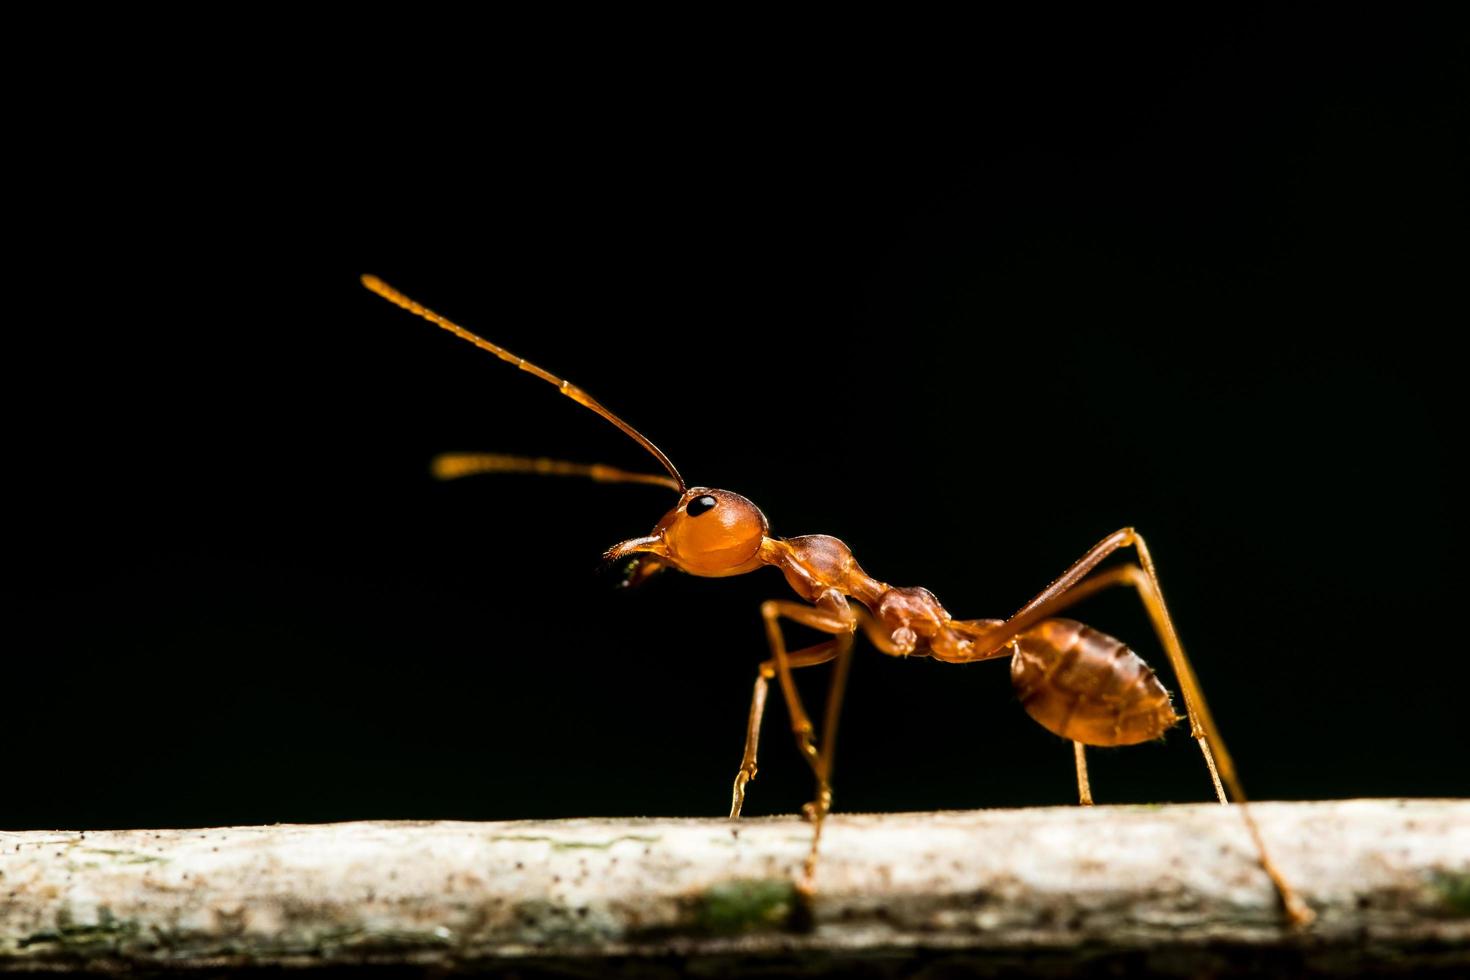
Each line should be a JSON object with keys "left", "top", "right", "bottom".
{"left": 551, "top": 835, "right": 660, "bottom": 851}
{"left": 1430, "top": 869, "right": 1470, "bottom": 916}
{"left": 19, "top": 906, "right": 142, "bottom": 954}
{"left": 697, "top": 878, "right": 797, "bottom": 935}
{"left": 80, "top": 848, "right": 167, "bottom": 864}
{"left": 489, "top": 834, "right": 660, "bottom": 851}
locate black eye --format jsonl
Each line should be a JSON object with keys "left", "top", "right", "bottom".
{"left": 686, "top": 494, "right": 718, "bottom": 517}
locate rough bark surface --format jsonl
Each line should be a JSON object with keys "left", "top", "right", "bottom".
{"left": 1, "top": 799, "right": 1467, "bottom": 976}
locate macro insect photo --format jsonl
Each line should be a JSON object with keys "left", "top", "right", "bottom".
{"left": 4, "top": 10, "right": 1465, "bottom": 977}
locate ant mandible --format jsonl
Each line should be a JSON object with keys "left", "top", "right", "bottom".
{"left": 361, "top": 275, "right": 1314, "bottom": 928}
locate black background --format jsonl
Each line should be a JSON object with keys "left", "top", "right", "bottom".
{"left": 5, "top": 11, "right": 1465, "bottom": 830}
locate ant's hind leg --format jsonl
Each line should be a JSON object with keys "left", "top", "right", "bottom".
{"left": 731, "top": 639, "right": 843, "bottom": 818}
{"left": 1113, "top": 537, "right": 1311, "bottom": 925}
{"left": 970, "top": 529, "right": 1313, "bottom": 927}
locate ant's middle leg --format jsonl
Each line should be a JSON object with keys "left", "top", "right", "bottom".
{"left": 730, "top": 638, "right": 843, "bottom": 818}
{"left": 758, "top": 597, "right": 857, "bottom": 891}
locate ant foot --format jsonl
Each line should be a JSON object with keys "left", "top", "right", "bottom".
{"left": 729, "top": 768, "right": 757, "bottom": 818}
{"left": 801, "top": 790, "right": 832, "bottom": 823}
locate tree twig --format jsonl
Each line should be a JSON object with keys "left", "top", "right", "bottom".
{"left": 2, "top": 799, "right": 1467, "bottom": 976}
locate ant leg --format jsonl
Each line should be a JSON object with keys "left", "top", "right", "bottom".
{"left": 1073, "top": 741, "right": 1094, "bottom": 806}
{"left": 732, "top": 672, "right": 768, "bottom": 819}
{"left": 760, "top": 598, "right": 857, "bottom": 892}
{"left": 801, "top": 634, "right": 854, "bottom": 891}
{"left": 853, "top": 606, "right": 913, "bottom": 655}
{"left": 1022, "top": 563, "right": 1146, "bottom": 615}
{"left": 1109, "top": 542, "right": 1312, "bottom": 925}
{"left": 967, "top": 529, "right": 1313, "bottom": 927}
{"left": 731, "top": 639, "right": 843, "bottom": 819}
{"left": 1126, "top": 537, "right": 1229, "bottom": 797}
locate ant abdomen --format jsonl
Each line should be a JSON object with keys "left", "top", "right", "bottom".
{"left": 1010, "top": 618, "right": 1181, "bottom": 747}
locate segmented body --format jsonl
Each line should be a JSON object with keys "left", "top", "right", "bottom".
{"left": 768, "top": 534, "right": 1180, "bottom": 748}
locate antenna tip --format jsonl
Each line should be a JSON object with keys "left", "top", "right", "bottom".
{"left": 429, "top": 453, "right": 466, "bottom": 481}
{"left": 361, "top": 274, "right": 406, "bottom": 307}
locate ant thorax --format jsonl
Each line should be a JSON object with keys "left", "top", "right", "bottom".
{"left": 872, "top": 584, "right": 954, "bottom": 650}
{"left": 769, "top": 534, "right": 879, "bottom": 604}
{"left": 771, "top": 535, "right": 963, "bottom": 653}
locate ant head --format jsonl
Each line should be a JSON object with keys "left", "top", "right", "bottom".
{"left": 605, "top": 488, "right": 770, "bottom": 577}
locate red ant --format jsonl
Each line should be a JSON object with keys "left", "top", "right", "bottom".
{"left": 362, "top": 274, "right": 1313, "bottom": 928}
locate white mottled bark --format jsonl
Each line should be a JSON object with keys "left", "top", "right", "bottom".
{"left": 1, "top": 800, "right": 1467, "bottom": 975}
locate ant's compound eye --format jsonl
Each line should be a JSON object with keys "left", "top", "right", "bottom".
{"left": 686, "top": 494, "right": 718, "bottom": 517}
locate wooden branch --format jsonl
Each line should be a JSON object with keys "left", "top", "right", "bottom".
{"left": 2, "top": 800, "right": 1467, "bottom": 975}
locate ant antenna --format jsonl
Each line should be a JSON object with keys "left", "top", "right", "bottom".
{"left": 431, "top": 452, "right": 681, "bottom": 491}
{"left": 362, "top": 275, "right": 686, "bottom": 492}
